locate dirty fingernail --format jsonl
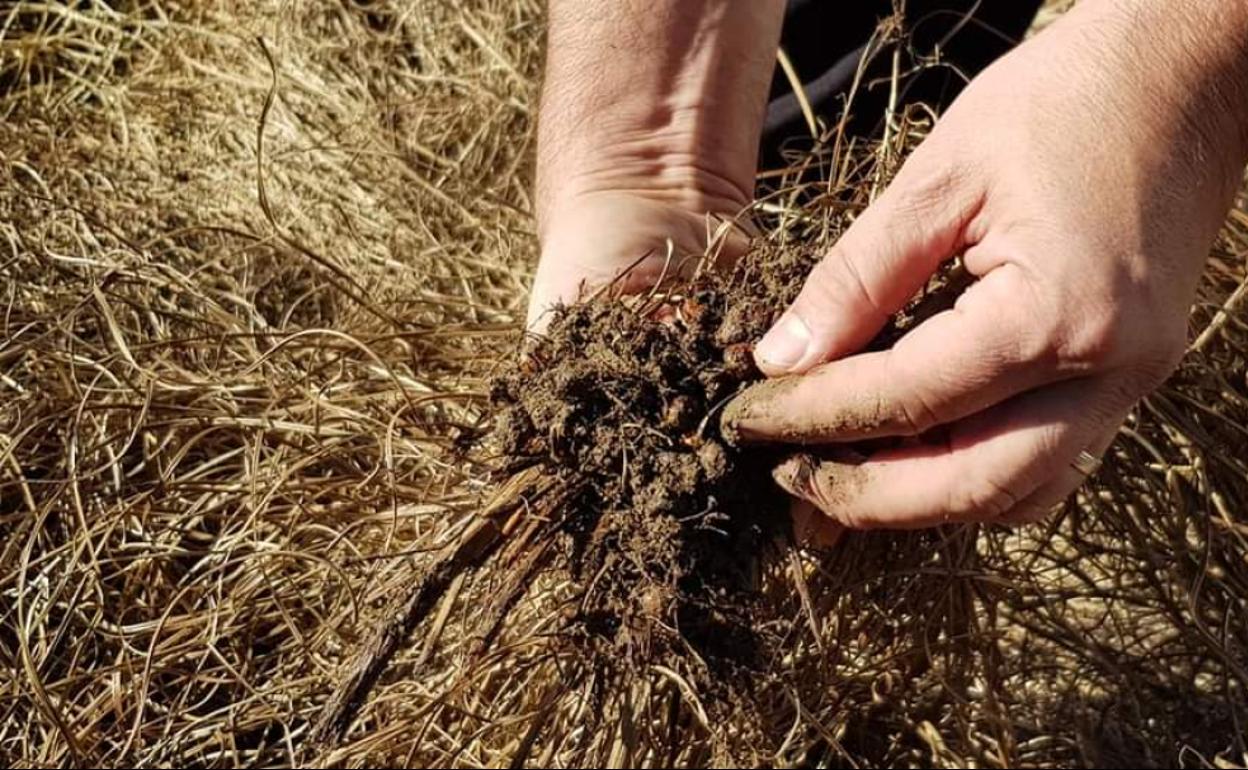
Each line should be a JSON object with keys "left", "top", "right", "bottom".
{"left": 772, "top": 453, "right": 816, "bottom": 498}
{"left": 719, "top": 397, "right": 750, "bottom": 446}
{"left": 754, "top": 311, "right": 811, "bottom": 371}
{"left": 720, "top": 377, "right": 801, "bottom": 445}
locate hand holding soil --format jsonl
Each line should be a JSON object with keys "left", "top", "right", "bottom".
{"left": 9, "top": 0, "right": 1248, "bottom": 764}
{"left": 531, "top": 0, "right": 1248, "bottom": 533}
{"left": 527, "top": 0, "right": 783, "bottom": 331}
{"left": 726, "top": 0, "right": 1248, "bottom": 531}
{"left": 527, "top": 190, "right": 750, "bottom": 332}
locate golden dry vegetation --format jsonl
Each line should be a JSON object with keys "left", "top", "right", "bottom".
{"left": 1, "top": 1, "right": 1246, "bottom": 767}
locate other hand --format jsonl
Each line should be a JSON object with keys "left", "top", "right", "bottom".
{"left": 724, "top": 1, "right": 1248, "bottom": 530}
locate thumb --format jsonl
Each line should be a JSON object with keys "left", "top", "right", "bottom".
{"left": 754, "top": 160, "right": 983, "bottom": 375}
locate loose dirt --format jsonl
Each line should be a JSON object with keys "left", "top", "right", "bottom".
{"left": 487, "top": 241, "right": 974, "bottom": 681}
{"left": 489, "top": 247, "right": 816, "bottom": 673}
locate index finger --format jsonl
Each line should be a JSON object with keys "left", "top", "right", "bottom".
{"left": 722, "top": 265, "right": 1075, "bottom": 445}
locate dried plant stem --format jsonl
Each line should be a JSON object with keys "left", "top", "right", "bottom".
{"left": 308, "top": 468, "right": 571, "bottom": 752}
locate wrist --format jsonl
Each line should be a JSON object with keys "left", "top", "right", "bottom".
{"left": 1076, "top": 0, "right": 1248, "bottom": 173}
{"left": 536, "top": 140, "right": 753, "bottom": 242}
{"left": 1164, "top": 0, "right": 1248, "bottom": 164}
{"left": 537, "top": 0, "right": 784, "bottom": 228}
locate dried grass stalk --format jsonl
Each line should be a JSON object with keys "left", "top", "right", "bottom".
{"left": 1, "top": 1, "right": 1245, "bottom": 768}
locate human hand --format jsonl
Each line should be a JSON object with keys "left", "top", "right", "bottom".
{"left": 723, "top": 0, "right": 1248, "bottom": 530}
{"left": 527, "top": 184, "right": 748, "bottom": 331}
{"left": 526, "top": 0, "right": 784, "bottom": 332}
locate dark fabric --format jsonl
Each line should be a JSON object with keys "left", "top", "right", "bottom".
{"left": 762, "top": 0, "right": 1043, "bottom": 166}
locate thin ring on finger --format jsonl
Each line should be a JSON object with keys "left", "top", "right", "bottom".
{"left": 998, "top": 420, "right": 1123, "bottom": 525}
{"left": 1070, "top": 449, "right": 1103, "bottom": 478}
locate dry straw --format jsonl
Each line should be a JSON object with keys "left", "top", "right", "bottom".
{"left": 1, "top": 1, "right": 1245, "bottom": 768}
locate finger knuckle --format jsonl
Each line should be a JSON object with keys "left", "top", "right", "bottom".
{"left": 872, "top": 156, "right": 981, "bottom": 265}
{"left": 892, "top": 157, "right": 976, "bottom": 220}
{"left": 805, "top": 247, "right": 887, "bottom": 326}
{"left": 1054, "top": 280, "right": 1187, "bottom": 378}
{"left": 1033, "top": 423, "right": 1067, "bottom": 472}
{"left": 896, "top": 387, "right": 942, "bottom": 436}
{"left": 976, "top": 267, "right": 1063, "bottom": 368}
{"left": 875, "top": 349, "right": 943, "bottom": 434}
{"left": 987, "top": 265, "right": 1127, "bottom": 373}
{"left": 1057, "top": 306, "right": 1123, "bottom": 369}
{"left": 949, "top": 474, "right": 1021, "bottom": 520}
{"left": 1013, "top": 318, "right": 1064, "bottom": 370}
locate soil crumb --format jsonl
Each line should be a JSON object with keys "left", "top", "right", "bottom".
{"left": 489, "top": 246, "right": 815, "bottom": 675}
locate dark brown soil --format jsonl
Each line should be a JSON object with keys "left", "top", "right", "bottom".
{"left": 310, "top": 247, "right": 971, "bottom": 747}
{"left": 488, "top": 247, "right": 816, "bottom": 673}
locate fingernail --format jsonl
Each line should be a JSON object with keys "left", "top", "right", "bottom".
{"left": 773, "top": 451, "right": 865, "bottom": 506}
{"left": 719, "top": 383, "right": 772, "bottom": 445}
{"left": 719, "top": 377, "right": 803, "bottom": 446}
{"left": 772, "top": 453, "right": 816, "bottom": 498}
{"left": 720, "top": 407, "right": 742, "bottom": 447}
{"left": 755, "top": 311, "right": 811, "bottom": 372}
{"left": 720, "top": 397, "right": 751, "bottom": 446}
